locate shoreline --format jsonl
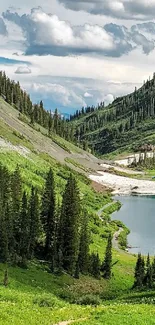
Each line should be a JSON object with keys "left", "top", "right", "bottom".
{"left": 89, "top": 171, "right": 155, "bottom": 196}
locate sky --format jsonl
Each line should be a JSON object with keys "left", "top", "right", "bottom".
{"left": 1, "top": 1, "right": 155, "bottom": 114}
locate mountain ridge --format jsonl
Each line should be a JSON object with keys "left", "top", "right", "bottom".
{"left": 70, "top": 73, "right": 155, "bottom": 156}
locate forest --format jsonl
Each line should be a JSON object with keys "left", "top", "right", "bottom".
{"left": 0, "top": 71, "right": 75, "bottom": 143}
{"left": 0, "top": 164, "right": 113, "bottom": 280}
{"left": 2, "top": 70, "right": 155, "bottom": 156}
{"left": 70, "top": 74, "right": 155, "bottom": 155}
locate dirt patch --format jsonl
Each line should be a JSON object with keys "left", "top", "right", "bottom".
{"left": 0, "top": 137, "right": 30, "bottom": 157}
{"left": 91, "top": 180, "right": 109, "bottom": 193}
{"left": 90, "top": 171, "right": 155, "bottom": 195}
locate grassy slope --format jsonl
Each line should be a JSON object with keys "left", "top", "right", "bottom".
{"left": 0, "top": 99, "right": 155, "bottom": 324}
{"left": 71, "top": 84, "right": 155, "bottom": 157}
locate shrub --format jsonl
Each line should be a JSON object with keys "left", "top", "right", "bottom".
{"left": 77, "top": 294, "right": 101, "bottom": 306}
{"left": 33, "top": 294, "right": 63, "bottom": 308}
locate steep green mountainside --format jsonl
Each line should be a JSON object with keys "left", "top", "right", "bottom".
{"left": 0, "top": 97, "right": 105, "bottom": 174}
{"left": 71, "top": 74, "right": 155, "bottom": 156}
{"left": 1, "top": 86, "right": 155, "bottom": 325}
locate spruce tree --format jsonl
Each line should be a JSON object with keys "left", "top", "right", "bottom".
{"left": 101, "top": 233, "right": 112, "bottom": 279}
{"left": 11, "top": 166, "right": 22, "bottom": 258}
{"left": 19, "top": 191, "right": 29, "bottom": 265}
{"left": 133, "top": 253, "right": 145, "bottom": 288}
{"left": 89, "top": 253, "right": 101, "bottom": 279}
{"left": 78, "top": 212, "right": 90, "bottom": 274}
{"left": 0, "top": 165, "right": 12, "bottom": 262}
{"left": 144, "top": 254, "right": 152, "bottom": 288}
{"left": 59, "top": 174, "right": 81, "bottom": 275}
{"left": 29, "top": 187, "right": 40, "bottom": 259}
{"left": 74, "top": 259, "right": 80, "bottom": 279}
{"left": 41, "top": 169, "right": 56, "bottom": 269}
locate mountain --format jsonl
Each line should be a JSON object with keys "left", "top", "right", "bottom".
{"left": 71, "top": 74, "right": 155, "bottom": 156}
{"left": 0, "top": 72, "right": 155, "bottom": 325}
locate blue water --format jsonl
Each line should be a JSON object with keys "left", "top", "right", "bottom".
{"left": 112, "top": 196, "right": 155, "bottom": 255}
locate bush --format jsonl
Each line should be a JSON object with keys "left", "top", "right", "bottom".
{"left": 118, "top": 229, "right": 130, "bottom": 250}
{"left": 33, "top": 294, "right": 64, "bottom": 308}
{"left": 77, "top": 294, "right": 101, "bottom": 306}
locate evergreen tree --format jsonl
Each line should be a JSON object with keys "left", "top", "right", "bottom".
{"left": 59, "top": 174, "right": 81, "bottom": 275}
{"left": 89, "top": 253, "right": 101, "bottom": 279}
{"left": 144, "top": 254, "right": 152, "bottom": 288}
{"left": 29, "top": 187, "right": 40, "bottom": 259}
{"left": 11, "top": 166, "right": 22, "bottom": 258}
{"left": 19, "top": 191, "right": 29, "bottom": 265}
{"left": 78, "top": 212, "right": 90, "bottom": 274}
{"left": 133, "top": 253, "right": 145, "bottom": 288}
{"left": 101, "top": 233, "right": 112, "bottom": 279}
{"left": 41, "top": 169, "right": 56, "bottom": 270}
{"left": 74, "top": 259, "right": 80, "bottom": 279}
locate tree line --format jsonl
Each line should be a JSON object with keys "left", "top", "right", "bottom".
{"left": 134, "top": 253, "right": 155, "bottom": 289}
{"left": 71, "top": 73, "right": 155, "bottom": 154}
{"left": 70, "top": 102, "right": 105, "bottom": 121}
{"left": 0, "top": 71, "right": 74, "bottom": 142}
{"left": 0, "top": 164, "right": 113, "bottom": 279}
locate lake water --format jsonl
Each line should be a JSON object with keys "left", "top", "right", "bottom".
{"left": 112, "top": 196, "right": 155, "bottom": 255}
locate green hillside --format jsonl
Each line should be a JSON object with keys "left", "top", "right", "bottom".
{"left": 0, "top": 76, "right": 155, "bottom": 325}
{"left": 71, "top": 74, "right": 155, "bottom": 157}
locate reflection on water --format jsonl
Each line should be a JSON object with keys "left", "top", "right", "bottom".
{"left": 112, "top": 196, "right": 155, "bottom": 255}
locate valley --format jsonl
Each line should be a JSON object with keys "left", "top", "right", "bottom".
{"left": 1, "top": 73, "right": 155, "bottom": 325}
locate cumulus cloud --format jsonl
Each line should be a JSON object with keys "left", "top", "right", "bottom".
{"left": 15, "top": 66, "right": 32, "bottom": 74}
{"left": 84, "top": 91, "right": 93, "bottom": 98}
{"left": 104, "top": 93, "right": 114, "bottom": 104}
{"left": 3, "top": 8, "right": 155, "bottom": 57}
{"left": 3, "top": 8, "right": 115, "bottom": 56}
{"left": 104, "top": 23, "right": 155, "bottom": 55}
{"left": 31, "top": 82, "right": 86, "bottom": 107}
{"left": 58, "top": 0, "right": 155, "bottom": 20}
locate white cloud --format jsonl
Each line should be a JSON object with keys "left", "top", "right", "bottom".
{"left": 59, "top": 0, "right": 155, "bottom": 20}
{"left": 84, "top": 91, "right": 93, "bottom": 98}
{"left": 104, "top": 93, "right": 114, "bottom": 104}
{"left": 31, "top": 82, "right": 86, "bottom": 107}
{"left": 15, "top": 66, "right": 31, "bottom": 74}
{"left": 3, "top": 8, "right": 115, "bottom": 55}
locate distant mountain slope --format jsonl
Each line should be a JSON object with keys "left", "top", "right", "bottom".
{"left": 0, "top": 97, "right": 106, "bottom": 174}
{"left": 71, "top": 74, "right": 155, "bottom": 156}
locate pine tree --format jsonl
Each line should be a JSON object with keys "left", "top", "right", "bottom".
{"left": 59, "top": 174, "right": 81, "bottom": 275}
{"left": 101, "top": 233, "right": 112, "bottom": 279}
{"left": 133, "top": 253, "right": 145, "bottom": 288}
{"left": 74, "top": 259, "right": 80, "bottom": 279}
{"left": 11, "top": 166, "right": 22, "bottom": 258}
{"left": 29, "top": 187, "right": 40, "bottom": 259}
{"left": 0, "top": 165, "right": 12, "bottom": 262}
{"left": 78, "top": 212, "right": 90, "bottom": 274}
{"left": 144, "top": 254, "right": 152, "bottom": 288}
{"left": 19, "top": 192, "right": 29, "bottom": 265}
{"left": 89, "top": 253, "right": 101, "bottom": 279}
{"left": 41, "top": 169, "right": 56, "bottom": 270}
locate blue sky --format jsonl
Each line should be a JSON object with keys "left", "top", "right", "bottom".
{"left": 0, "top": 1, "right": 155, "bottom": 114}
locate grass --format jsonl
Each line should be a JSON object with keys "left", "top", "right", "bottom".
{"left": 1, "top": 98, "right": 154, "bottom": 324}
{"left": 65, "top": 157, "right": 92, "bottom": 173}
{"left": 1, "top": 261, "right": 155, "bottom": 325}
{"left": 0, "top": 119, "right": 33, "bottom": 150}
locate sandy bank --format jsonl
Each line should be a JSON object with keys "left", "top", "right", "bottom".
{"left": 89, "top": 171, "right": 155, "bottom": 195}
